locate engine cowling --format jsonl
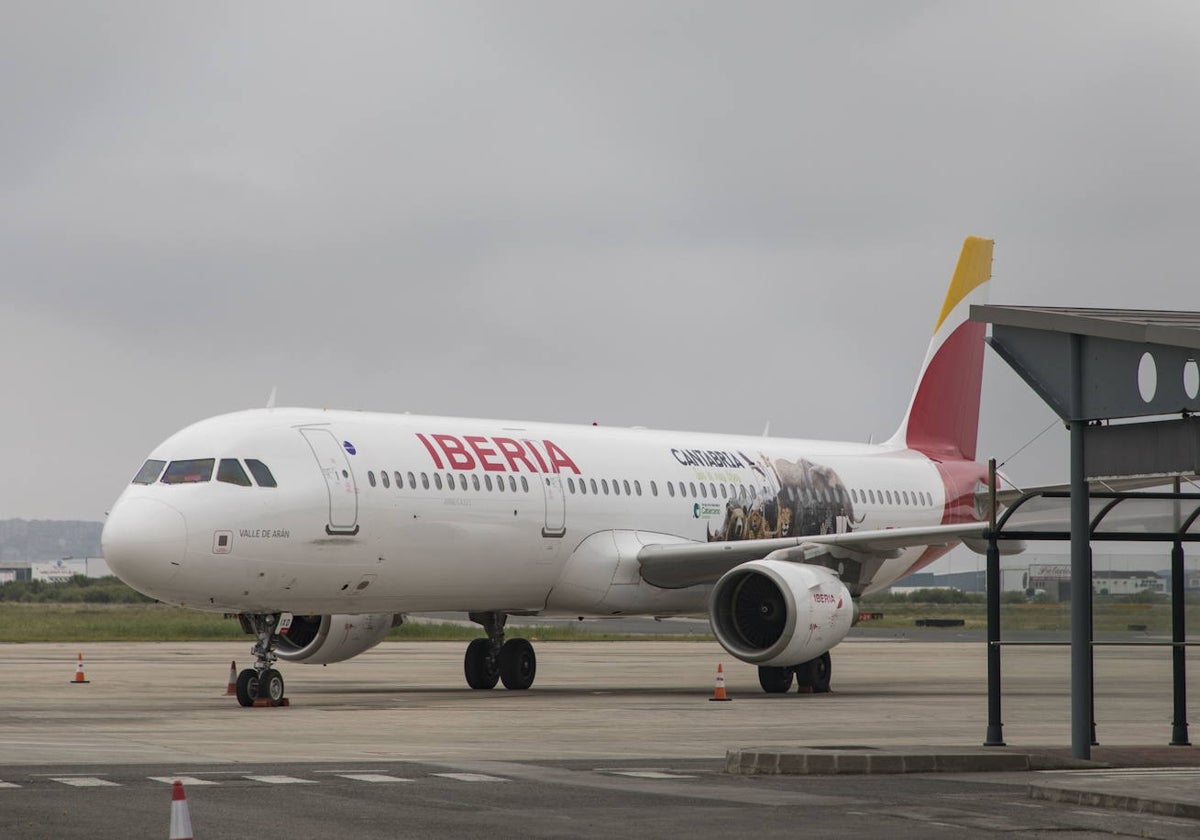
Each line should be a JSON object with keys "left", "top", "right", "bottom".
{"left": 708, "top": 560, "right": 853, "bottom": 667}
{"left": 274, "top": 614, "right": 398, "bottom": 664}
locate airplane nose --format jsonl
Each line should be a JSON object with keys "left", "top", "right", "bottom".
{"left": 102, "top": 497, "right": 187, "bottom": 598}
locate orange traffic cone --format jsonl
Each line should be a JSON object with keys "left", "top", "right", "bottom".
{"left": 709, "top": 663, "right": 731, "bottom": 701}
{"left": 225, "top": 661, "right": 238, "bottom": 696}
{"left": 169, "top": 779, "right": 193, "bottom": 840}
{"left": 70, "top": 652, "right": 89, "bottom": 684}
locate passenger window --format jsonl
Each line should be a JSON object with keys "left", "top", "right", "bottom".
{"left": 497, "top": 476, "right": 505, "bottom": 492}
{"left": 668, "top": 482, "right": 675, "bottom": 498}
{"left": 650, "top": 481, "right": 657, "bottom": 497}
{"left": 407, "top": 471, "right": 416, "bottom": 488}
{"left": 634, "top": 480, "right": 641, "bottom": 496}
{"left": 611, "top": 480, "right": 619, "bottom": 496}
{"left": 509, "top": 476, "right": 517, "bottom": 492}
{"left": 568, "top": 478, "right": 575, "bottom": 493}
{"left": 902, "top": 491, "right": 909, "bottom": 505}
{"left": 590, "top": 479, "right": 598, "bottom": 494}
{"left": 395, "top": 471, "right": 403, "bottom": 488}
{"left": 421, "top": 472, "right": 430, "bottom": 489}
{"left": 700, "top": 483, "right": 707, "bottom": 498}
{"left": 885, "top": 490, "right": 893, "bottom": 504}
{"left": 485, "top": 475, "right": 493, "bottom": 491}
{"left": 868, "top": 489, "right": 875, "bottom": 504}
{"left": 368, "top": 471, "right": 376, "bottom": 488}
{"left": 472, "top": 474, "right": 481, "bottom": 491}
{"left": 132, "top": 459, "right": 166, "bottom": 485}
{"left": 709, "top": 483, "right": 716, "bottom": 498}
{"left": 689, "top": 482, "right": 697, "bottom": 498}
{"left": 217, "top": 459, "right": 252, "bottom": 487}
{"left": 381, "top": 471, "right": 390, "bottom": 489}
{"left": 521, "top": 477, "right": 529, "bottom": 492}
{"left": 579, "top": 478, "right": 587, "bottom": 495}
{"left": 459, "top": 474, "right": 469, "bottom": 491}
{"left": 434, "top": 474, "right": 443, "bottom": 490}
{"left": 720, "top": 484, "right": 727, "bottom": 499}
{"left": 602, "top": 479, "right": 609, "bottom": 495}
{"left": 161, "top": 459, "right": 215, "bottom": 484}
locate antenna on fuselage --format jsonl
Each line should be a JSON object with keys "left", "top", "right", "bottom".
{"left": 266, "top": 386, "right": 277, "bottom": 410}
{"left": 762, "top": 420, "right": 770, "bottom": 437}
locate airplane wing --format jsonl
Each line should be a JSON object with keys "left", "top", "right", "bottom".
{"left": 636, "top": 522, "right": 988, "bottom": 589}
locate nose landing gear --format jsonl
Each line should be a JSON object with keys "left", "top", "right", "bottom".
{"left": 235, "top": 613, "right": 288, "bottom": 707}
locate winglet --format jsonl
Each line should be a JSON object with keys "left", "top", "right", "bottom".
{"left": 887, "top": 237, "right": 993, "bottom": 461}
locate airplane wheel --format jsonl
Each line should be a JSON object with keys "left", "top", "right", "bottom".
{"left": 498, "top": 638, "right": 536, "bottom": 690}
{"left": 464, "top": 638, "right": 499, "bottom": 689}
{"left": 795, "top": 652, "right": 832, "bottom": 694}
{"left": 757, "top": 665, "right": 794, "bottom": 694}
{"left": 260, "top": 668, "right": 285, "bottom": 705}
{"left": 235, "top": 669, "right": 259, "bottom": 707}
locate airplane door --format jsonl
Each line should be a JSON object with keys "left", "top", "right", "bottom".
{"left": 541, "top": 474, "right": 566, "bottom": 538}
{"left": 300, "top": 428, "right": 360, "bottom": 535}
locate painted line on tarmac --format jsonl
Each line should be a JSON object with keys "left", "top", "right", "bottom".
{"left": 50, "top": 777, "right": 119, "bottom": 787}
{"left": 432, "top": 773, "right": 509, "bottom": 783}
{"left": 148, "top": 776, "right": 220, "bottom": 786}
{"left": 243, "top": 775, "right": 318, "bottom": 785}
{"left": 335, "top": 774, "right": 413, "bottom": 783}
{"left": 607, "top": 771, "right": 697, "bottom": 779}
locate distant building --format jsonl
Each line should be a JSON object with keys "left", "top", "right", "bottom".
{"left": 1093, "top": 570, "right": 1163, "bottom": 596}
{"left": 0, "top": 557, "right": 111, "bottom": 582}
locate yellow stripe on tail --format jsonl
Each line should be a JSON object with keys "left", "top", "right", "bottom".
{"left": 933, "top": 236, "right": 994, "bottom": 335}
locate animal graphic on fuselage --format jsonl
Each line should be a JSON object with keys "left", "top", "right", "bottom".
{"left": 708, "top": 457, "right": 855, "bottom": 542}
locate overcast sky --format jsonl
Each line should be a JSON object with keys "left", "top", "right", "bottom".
{"left": 3, "top": 0, "right": 1199, "bottom": 563}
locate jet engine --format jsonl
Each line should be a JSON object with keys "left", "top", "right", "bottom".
{"left": 708, "top": 560, "right": 853, "bottom": 668}
{"left": 273, "top": 613, "right": 399, "bottom": 664}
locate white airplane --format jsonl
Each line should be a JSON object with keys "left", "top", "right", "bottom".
{"left": 103, "top": 236, "right": 1002, "bottom": 706}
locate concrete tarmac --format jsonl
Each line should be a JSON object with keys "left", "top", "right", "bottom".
{"left": 1, "top": 637, "right": 1198, "bottom": 837}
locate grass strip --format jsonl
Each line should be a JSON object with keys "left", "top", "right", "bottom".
{"left": 0, "top": 604, "right": 709, "bottom": 643}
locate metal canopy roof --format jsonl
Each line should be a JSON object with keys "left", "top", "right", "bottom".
{"left": 970, "top": 305, "right": 1200, "bottom": 422}
{"left": 973, "top": 305, "right": 1200, "bottom": 351}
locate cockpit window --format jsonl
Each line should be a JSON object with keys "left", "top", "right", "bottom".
{"left": 132, "top": 459, "right": 166, "bottom": 485}
{"left": 161, "top": 459, "right": 215, "bottom": 484}
{"left": 217, "top": 459, "right": 252, "bottom": 487}
{"left": 245, "top": 459, "right": 277, "bottom": 488}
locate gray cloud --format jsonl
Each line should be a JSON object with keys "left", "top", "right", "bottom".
{"left": 2, "top": 1, "right": 1199, "bottom": 552}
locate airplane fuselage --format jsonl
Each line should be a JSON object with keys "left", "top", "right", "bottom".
{"left": 103, "top": 407, "right": 986, "bottom": 616}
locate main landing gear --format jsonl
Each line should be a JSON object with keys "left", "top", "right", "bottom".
{"left": 464, "top": 611, "right": 536, "bottom": 690}
{"left": 757, "top": 652, "right": 833, "bottom": 695}
{"left": 235, "top": 613, "right": 287, "bottom": 707}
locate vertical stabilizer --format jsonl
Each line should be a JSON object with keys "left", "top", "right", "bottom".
{"left": 886, "top": 237, "right": 993, "bottom": 461}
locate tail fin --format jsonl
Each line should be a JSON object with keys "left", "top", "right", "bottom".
{"left": 886, "top": 236, "right": 993, "bottom": 461}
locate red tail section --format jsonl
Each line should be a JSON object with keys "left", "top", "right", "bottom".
{"left": 888, "top": 237, "right": 993, "bottom": 462}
